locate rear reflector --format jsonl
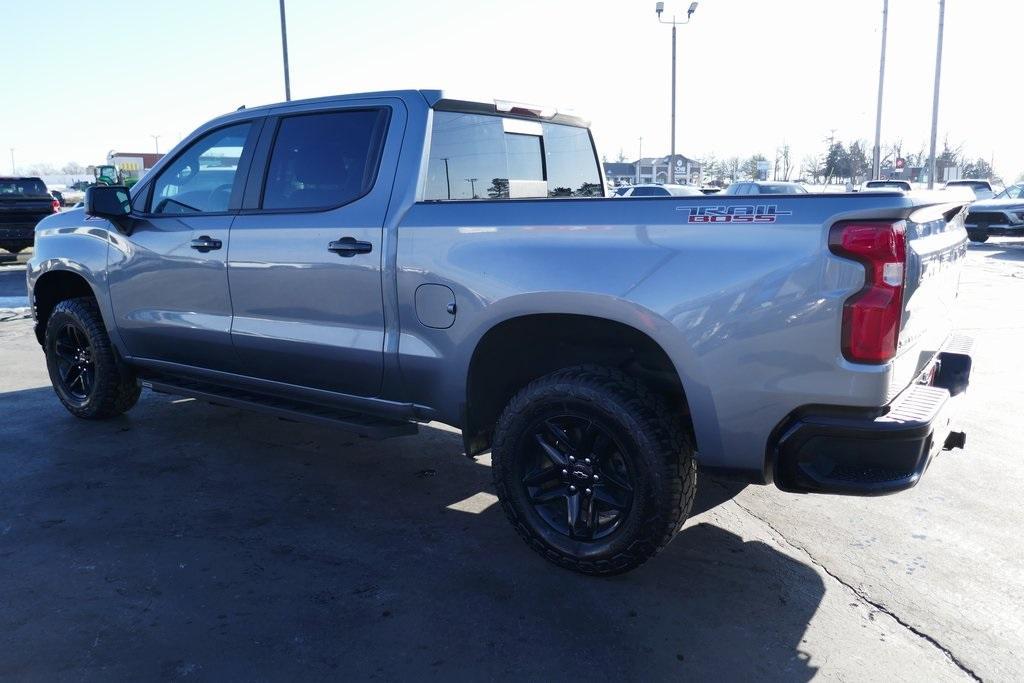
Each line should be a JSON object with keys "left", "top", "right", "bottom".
{"left": 829, "top": 221, "right": 907, "bottom": 363}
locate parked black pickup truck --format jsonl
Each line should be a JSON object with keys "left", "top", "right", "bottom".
{"left": 0, "top": 176, "right": 58, "bottom": 254}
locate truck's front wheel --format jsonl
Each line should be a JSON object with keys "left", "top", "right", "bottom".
{"left": 44, "top": 297, "right": 141, "bottom": 419}
{"left": 491, "top": 366, "right": 696, "bottom": 575}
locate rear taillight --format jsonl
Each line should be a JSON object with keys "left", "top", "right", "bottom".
{"left": 51, "top": 198, "right": 60, "bottom": 213}
{"left": 829, "top": 221, "right": 907, "bottom": 363}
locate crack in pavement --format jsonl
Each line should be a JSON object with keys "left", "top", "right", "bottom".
{"left": 727, "top": 496, "right": 983, "bottom": 682}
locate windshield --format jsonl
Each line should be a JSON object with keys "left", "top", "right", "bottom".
{"left": 0, "top": 178, "right": 48, "bottom": 196}
{"left": 994, "top": 184, "right": 1024, "bottom": 200}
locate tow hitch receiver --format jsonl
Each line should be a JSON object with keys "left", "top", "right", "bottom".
{"left": 943, "top": 431, "right": 967, "bottom": 451}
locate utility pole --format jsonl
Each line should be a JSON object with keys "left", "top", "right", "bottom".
{"left": 465, "top": 177, "right": 478, "bottom": 198}
{"left": 441, "top": 157, "right": 451, "bottom": 199}
{"left": 8, "top": 148, "right": 14, "bottom": 174}
{"left": 637, "top": 137, "right": 643, "bottom": 183}
{"left": 656, "top": 2, "right": 698, "bottom": 184}
{"left": 872, "top": 0, "right": 889, "bottom": 180}
{"left": 151, "top": 135, "right": 161, "bottom": 154}
{"left": 927, "top": 0, "right": 945, "bottom": 189}
{"left": 279, "top": 0, "right": 292, "bottom": 101}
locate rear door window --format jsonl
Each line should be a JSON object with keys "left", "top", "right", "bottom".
{"left": 262, "top": 109, "right": 389, "bottom": 210}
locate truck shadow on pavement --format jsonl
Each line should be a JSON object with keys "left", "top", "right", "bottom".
{"left": 969, "top": 239, "right": 1024, "bottom": 262}
{"left": 0, "top": 386, "right": 824, "bottom": 681}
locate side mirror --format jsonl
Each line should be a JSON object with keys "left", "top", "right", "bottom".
{"left": 85, "top": 185, "right": 134, "bottom": 233}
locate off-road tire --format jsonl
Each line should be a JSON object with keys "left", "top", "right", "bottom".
{"left": 44, "top": 297, "right": 140, "bottom": 419}
{"left": 492, "top": 365, "right": 697, "bottom": 576}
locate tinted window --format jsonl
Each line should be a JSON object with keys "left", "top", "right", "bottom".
{"left": 542, "top": 122, "right": 601, "bottom": 197}
{"left": 631, "top": 186, "right": 669, "bottom": 197}
{"left": 505, "top": 133, "right": 544, "bottom": 180}
{"left": 150, "top": 123, "right": 251, "bottom": 214}
{"left": 262, "top": 109, "right": 388, "bottom": 210}
{"left": 996, "top": 184, "right": 1024, "bottom": 199}
{"left": 757, "top": 183, "right": 806, "bottom": 194}
{"left": 425, "top": 112, "right": 601, "bottom": 200}
{"left": 0, "top": 178, "right": 48, "bottom": 196}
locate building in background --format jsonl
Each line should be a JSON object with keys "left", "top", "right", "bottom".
{"left": 603, "top": 154, "right": 700, "bottom": 186}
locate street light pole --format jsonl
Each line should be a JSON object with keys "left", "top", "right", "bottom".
{"left": 871, "top": 0, "right": 889, "bottom": 180}
{"left": 465, "top": 178, "right": 478, "bottom": 198}
{"left": 279, "top": 0, "right": 292, "bottom": 102}
{"left": 927, "top": 0, "right": 945, "bottom": 189}
{"left": 151, "top": 135, "right": 161, "bottom": 154}
{"left": 8, "top": 148, "right": 14, "bottom": 174}
{"left": 656, "top": 2, "right": 698, "bottom": 185}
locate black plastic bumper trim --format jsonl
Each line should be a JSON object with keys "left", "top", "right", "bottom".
{"left": 770, "top": 341, "right": 972, "bottom": 496}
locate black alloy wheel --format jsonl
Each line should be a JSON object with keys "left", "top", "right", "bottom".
{"left": 52, "top": 322, "right": 96, "bottom": 402}
{"left": 519, "top": 414, "right": 635, "bottom": 541}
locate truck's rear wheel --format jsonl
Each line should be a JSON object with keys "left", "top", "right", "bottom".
{"left": 44, "top": 297, "right": 140, "bottom": 419}
{"left": 491, "top": 366, "right": 696, "bottom": 575}
{"left": 967, "top": 231, "right": 989, "bottom": 243}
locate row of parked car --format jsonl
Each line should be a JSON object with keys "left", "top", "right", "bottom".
{"left": 610, "top": 177, "right": 1021, "bottom": 243}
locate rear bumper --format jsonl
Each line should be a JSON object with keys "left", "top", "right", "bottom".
{"left": 0, "top": 225, "right": 37, "bottom": 243}
{"left": 770, "top": 335, "right": 973, "bottom": 496}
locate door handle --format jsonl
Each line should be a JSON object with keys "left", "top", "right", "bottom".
{"left": 328, "top": 236, "right": 373, "bottom": 257}
{"left": 190, "top": 236, "right": 222, "bottom": 252}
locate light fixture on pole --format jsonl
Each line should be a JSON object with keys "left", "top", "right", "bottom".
{"left": 655, "top": 1, "right": 698, "bottom": 184}
{"left": 871, "top": 0, "right": 889, "bottom": 180}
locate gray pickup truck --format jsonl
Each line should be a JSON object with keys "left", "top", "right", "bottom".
{"left": 27, "top": 90, "right": 973, "bottom": 575}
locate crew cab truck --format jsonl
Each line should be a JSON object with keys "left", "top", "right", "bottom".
{"left": 28, "top": 90, "right": 973, "bottom": 575}
{"left": 1, "top": 176, "right": 59, "bottom": 254}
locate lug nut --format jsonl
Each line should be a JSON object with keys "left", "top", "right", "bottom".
{"left": 585, "top": 488, "right": 592, "bottom": 495}
{"left": 569, "top": 485, "right": 577, "bottom": 493}
{"left": 592, "top": 474, "right": 599, "bottom": 481}
{"left": 568, "top": 456, "right": 575, "bottom": 462}
{"left": 584, "top": 458, "right": 591, "bottom": 464}
{"left": 562, "top": 469, "right": 568, "bottom": 475}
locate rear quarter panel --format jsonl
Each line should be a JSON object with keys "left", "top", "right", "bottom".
{"left": 395, "top": 194, "right": 926, "bottom": 476}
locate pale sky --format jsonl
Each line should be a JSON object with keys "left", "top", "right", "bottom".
{"left": 2, "top": 0, "right": 1020, "bottom": 181}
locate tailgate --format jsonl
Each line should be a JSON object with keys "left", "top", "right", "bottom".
{"left": 888, "top": 201, "right": 969, "bottom": 400}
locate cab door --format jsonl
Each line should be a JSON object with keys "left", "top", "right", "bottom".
{"left": 107, "top": 121, "right": 261, "bottom": 371}
{"left": 227, "top": 102, "right": 400, "bottom": 397}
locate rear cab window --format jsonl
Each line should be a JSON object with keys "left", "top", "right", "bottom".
{"left": 424, "top": 111, "right": 602, "bottom": 200}
{"left": 0, "top": 178, "right": 48, "bottom": 196}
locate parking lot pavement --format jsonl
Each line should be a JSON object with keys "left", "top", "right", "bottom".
{"left": 1, "top": 244, "right": 1020, "bottom": 680}
{"left": 0, "top": 258, "right": 29, "bottom": 311}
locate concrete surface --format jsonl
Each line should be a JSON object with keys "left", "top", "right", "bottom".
{"left": 0, "top": 244, "right": 1021, "bottom": 680}
{"left": 0, "top": 258, "right": 29, "bottom": 311}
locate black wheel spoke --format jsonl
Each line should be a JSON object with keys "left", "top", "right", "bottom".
{"left": 593, "top": 486, "right": 630, "bottom": 512}
{"left": 543, "top": 420, "right": 575, "bottom": 451}
{"left": 598, "top": 463, "right": 633, "bottom": 493}
{"left": 566, "top": 492, "right": 582, "bottom": 537}
{"left": 534, "top": 432, "right": 570, "bottom": 467}
{"left": 530, "top": 487, "right": 565, "bottom": 505}
{"left": 79, "top": 367, "right": 92, "bottom": 395}
{"left": 523, "top": 466, "right": 561, "bottom": 487}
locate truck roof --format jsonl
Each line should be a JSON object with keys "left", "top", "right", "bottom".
{"left": 220, "top": 89, "right": 589, "bottom": 128}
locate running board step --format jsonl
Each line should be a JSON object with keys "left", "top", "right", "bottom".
{"left": 141, "top": 378, "right": 419, "bottom": 440}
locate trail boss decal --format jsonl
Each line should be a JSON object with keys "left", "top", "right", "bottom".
{"left": 678, "top": 205, "right": 793, "bottom": 224}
